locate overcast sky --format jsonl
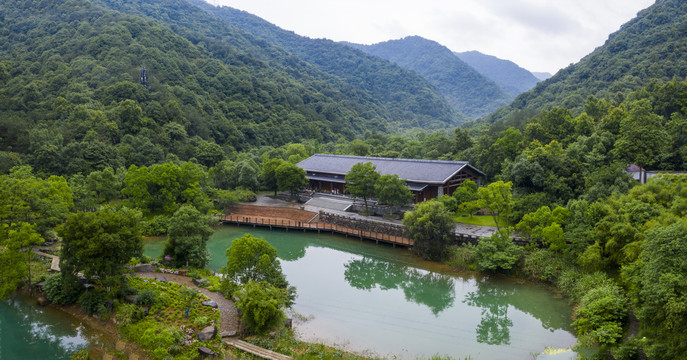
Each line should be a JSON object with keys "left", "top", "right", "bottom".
{"left": 205, "top": 0, "right": 655, "bottom": 74}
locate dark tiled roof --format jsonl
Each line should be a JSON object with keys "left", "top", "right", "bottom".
{"left": 297, "top": 154, "right": 484, "bottom": 184}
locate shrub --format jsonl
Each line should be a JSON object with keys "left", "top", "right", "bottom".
{"left": 69, "top": 349, "right": 89, "bottom": 360}
{"left": 188, "top": 268, "right": 212, "bottom": 280}
{"left": 234, "top": 281, "right": 288, "bottom": 335}
{"left": 193, "top": 316, "right": 209, "bottom": 328}
{"left": 43, "top": 273, "right": 82, "bottom": 305}
{"left": 446, "top": 245, "right": 477, "bottom": 271}
{"left": 78, "top": 289, "right": 107, "bottom": 316}
{"left": 137, "top": 289, "right": 157, "bottom": 306}
{"left": 141, "top": 215, "right": 170, "bottom": 236}
{"left": 219, "top": 279, "right": 240, "bottom": 298}
{"left": 115, "top": 303, "right": 143, "bottom": 327}
{"left": 572, "top": 283, "right": 628, "bottom": 345}
{"left": 559, "top": 271, "right": 612, "bottom": 303}
{"left": 522, "top": 248, "right": 570, "bottom": 283}
{"left": 471, "top": 230, "right": 523, "bottom": 272}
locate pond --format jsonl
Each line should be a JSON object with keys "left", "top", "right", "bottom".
{"left": 0, "top": 293, "right": 108, "bottom": 360}
{"left": 144, "top": 226, "right": 577, "bottom": 359}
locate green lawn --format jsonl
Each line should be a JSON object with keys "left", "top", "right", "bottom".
{"left": 453, "top": 214, "right": 503, "bottom": 227}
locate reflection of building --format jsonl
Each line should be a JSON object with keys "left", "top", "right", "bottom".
{"left": 297, "top": 154, "right": 485, "bottom": 202}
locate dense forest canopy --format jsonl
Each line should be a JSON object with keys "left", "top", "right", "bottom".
{"left": 179, "top": 0, "right": 463, "bottom": 127}
{"left": 1, "top": 0, "right": 468, "bottom": 173}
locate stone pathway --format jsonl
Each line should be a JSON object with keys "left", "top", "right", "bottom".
{"left": 134, "top": 271, "right": 239, "bottom": 335}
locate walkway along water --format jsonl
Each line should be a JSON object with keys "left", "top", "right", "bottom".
{"left": 31, "top": 245, "right": 293, "bottom": 360}
{"left": 221, "top": 204, "right": 533, "bottom": 248}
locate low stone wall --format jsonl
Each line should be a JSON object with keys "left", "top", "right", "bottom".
{"left": 347, "top": 203, "right": 408, "bottom": 216}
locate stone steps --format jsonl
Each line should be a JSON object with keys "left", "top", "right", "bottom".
{"left": 223, "top": 338, "right": 293, "bottom": 360}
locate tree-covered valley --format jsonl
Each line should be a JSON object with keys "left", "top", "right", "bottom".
{"left": 1, "top": 0, "right": 687, "bottom": 359}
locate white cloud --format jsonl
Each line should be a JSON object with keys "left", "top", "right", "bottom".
{"left": 208, "top": 0, "right": 655, "bottom": 73}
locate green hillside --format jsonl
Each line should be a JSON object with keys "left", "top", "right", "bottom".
{"left": 184, "top": 0, "right": 464, "bottom": 127}
{"left": 0, "top": 0, "right": 463, "bottom": 175}
{"left": 349, "top": 36, "right": 511, "bottom": 120}
{"left": 484, "top": 0, "right": 687, "bottom": 126}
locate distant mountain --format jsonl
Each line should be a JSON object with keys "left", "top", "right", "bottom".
{"left": 454, "top": 51, "right": 541, "bottom": 98}
{"left": 485, "top": 0, "right": 687, "bottom": 125}
{"left": 186, "top": 0, "right": 464, "bottom": 128}
{"left": 532, "top": 72, "right": 553, "bottom": 81}
{"left": 347, "top": 36, "right": 511, "bottom": 119}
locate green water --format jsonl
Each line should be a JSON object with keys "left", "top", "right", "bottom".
{"left": 0, "top": 294, "right": 95, "bottom": 360}
{"left": 145, "top": 226, "right": 578, "bottom": 359}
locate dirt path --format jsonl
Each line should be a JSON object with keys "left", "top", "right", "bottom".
{"left": 134, "top": 271, "right": 239, "bottom": 335}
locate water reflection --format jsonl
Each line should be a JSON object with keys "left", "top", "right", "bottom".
{"left": 344, "top": 257, "right": 455, "bottom": 315}
{"left": 464, "top": 278, "right": 514, "bottom": 345}
{"left": 1, "top": 294, "right": 90, "bottom": 359}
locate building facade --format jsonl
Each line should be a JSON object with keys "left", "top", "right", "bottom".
{"left": 297, "top": 154, "right": 485, "bottom": 202}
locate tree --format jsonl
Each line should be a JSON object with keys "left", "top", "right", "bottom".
{"left": 195, "top": 140, "right": 225, "bottom": 167}
{"left": 345, "top": 162, "right": 380, "bottom": 211}
{"left": 260, "top": 158, "right": 285, "bottom": 196}
{"left": 472, "top": 230, "right": 523, "bottom": 273}
{"left": 614, "top": 99, "right": 668, "bottom": 179}
{"left": 58, "top": 207, "right": 143, "bottom": 290}
{"left": 403, "top": 200, "right": 455, "bottom": 261}
{"left": 0, "top": 223, "right": 40, "bottom": 300}
{"left": 86, "top": 167, "right": 120, "bottom": 203}
{"left": 163, "top": 205, "right": 213, "bottom": 268}
{"left": 235, "top": 160, "right": 259, "bottom": 190}
{"left": 122, "top": 162, "right": 209, "bottom": 215}
{"left": 234, "top": 281, "right": 288, "bottom": 335}
{"left": 515, "top": 205, "right": 570, "bottom": 251}
{"left": 453, "top": 179, "right": 478, "bottom": 205}
{"left": 0, "top": 166, "right": 73, "bottom": 234}
{"left": 623, "top": 220, "right": 687, "bottom": 358}
{"left": 453, "top": 179, "right": 480, "bottom": 217}
{"left": 453, "top": 127, "right": 474, "bottom": 154}
{"left": 276, "top": 162, "right": 307, "bottom": 198}
{"left": 477, "top": 181, "right": 514, "bottom": 234}
{"left": 349, "top": 139, "right": 370, "bottom": 156}
{"left": 374, "top": 174, "right": 412, "bottom": 214}
{"left": 223, "top": 234, "right": 289, "bottom": 287}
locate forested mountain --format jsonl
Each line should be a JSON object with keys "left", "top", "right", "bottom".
{"left": 347, "top": 36, "right": 511, "bottom": 119}
{"left": 454, "top": 51, "right": 541, "bottom": 98}
{"left": 484, "top": 0, "right": 687, "bottom": 125}
{"left": 183, "top": 0, "right": 463, "bottom": 127}
{"left": 0, "top": 0, "right": 465, "bottom": 176}
{"left": 532, "top": 72, "right": 552, "bottom": 81}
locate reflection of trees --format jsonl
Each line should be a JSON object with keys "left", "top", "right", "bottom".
{"left": 268, "top": 237, "right": 308, "bottom": 262}
{"left": 344, "top": 257, "right": 455, "bottom": 315}
{"left": 463, "top": 279, "right": 514, "bottom": 345}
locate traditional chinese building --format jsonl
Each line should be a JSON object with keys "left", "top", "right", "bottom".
{"left": 297, "top": 154, "right": 485, "bottom": 202}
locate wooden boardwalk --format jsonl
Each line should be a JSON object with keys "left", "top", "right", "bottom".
{"left": 224, "top": 338, "right": 293, "bottom": 360}
{"left": 219, "top": 214, "right": 414, "bottom": 247}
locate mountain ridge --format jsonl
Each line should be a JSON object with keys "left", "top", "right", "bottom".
{"left": 483, "top": 0, "right": 687, "bottom": 126}
{"left": 454, "top": 50, "right": 541, "bottom": 98}
{"left": 184, "top": 0, "right": 465, "bottom": 127}
{"left": 347, "top": 36, "right": 512, "bottom": 120}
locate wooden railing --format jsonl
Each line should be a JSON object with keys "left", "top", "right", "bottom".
{"left": 219, "top": 214, "right": 414, "bottom": 247}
